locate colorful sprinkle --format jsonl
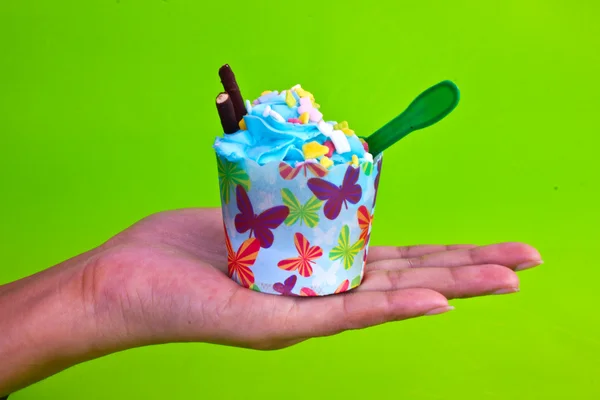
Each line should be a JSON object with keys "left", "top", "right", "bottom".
{"left": 350, "top": 155, "right": 359, "bottom": 167}
{"left": 341, "top": 128, "right": 355, "bottom": 136}
{"left": 239, "top": 118, "right": 247, "bottom": 131}
{"left": 361, "top": 141, "right": 369, "bottom": 152}
{"left": 318, "top": 120, "right": 333, "bottom": 136}
{"left": 291, "top": 84, "right": 302, "bottom": 90}
{"left": 299, "top": 112, "right": 310, "bottom": 124}
{"left": 364, "top": 152, "right": 374, "bottom": 162}
{"left": 261, "top": 90, "right": 272, "bottom": 95}
{"left": 285, "top": 90, "right": 296, "bottom": 107}
{"left": 245, "top": 99, "right": 252, "bottom": 114}
{"left": 334, "top": 121, "right": 349, "bottom": 130}
{"left": 269, "top": 109, "right": 285, "bottom": 123}
{"left": 302, "top": 141, "right": 330, "bottom": 159}
{"left": 323, "top": 140, "right": 335, "bottom": 157}
{"left": 288, "top": 118, "right": 302, "bottom": 124}
{"left": 319, "top": 156, "right": 334, "bottom": 169}
{"left": 262, "top": 105, "right": 272, "bottom": 117}
{"left": 295, "top": 88, "right": 315, "bottom": 102}
{"left": 258, "top": 91, "right": 280, "bottom": 103}
{"left": 330, "top": 130, "right": 351, "bottom": 154}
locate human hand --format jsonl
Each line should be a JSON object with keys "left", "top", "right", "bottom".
{"left": 83, "top": 208, "right": 542, "bottom": 351}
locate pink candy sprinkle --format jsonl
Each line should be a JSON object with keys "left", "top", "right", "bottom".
{"left": 362, "top": 141, "right": 369, "bottom": 152}
{"left": 288, "top": 118, "right": 302, "bottom": 124}
{"left": 323, "top": 140, "right": 335, "bottom": 157}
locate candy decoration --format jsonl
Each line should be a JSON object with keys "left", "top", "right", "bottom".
{"left": 245, "top": 99, "right": 253, "bottom": 114}
{"left": 216, "top": 92, "right": 239, "bottom": 134}
{"left": 318, "top": 120, "right": 333, "bottom": 136}
{"left": 303, "top": 141, "right": 330, "bottom": 160}
{"left": 258, "top": 91, "right": 280, "bottom": 103}
{"left": 364, "top": 152, "right": 374, "bottom": 162}
{"left": 330, "top": 130, "right": 351, "bottom": 154}
{"left": 269, "top": 109, "right": 285, "bottom": 123}
{"left": 291, "top": 84, "right": 302, "bottom": 90}
{"left": 295, "top": 87, "right": 315, "bottom": 102}
{"left": 299, "top": 112, "right": 310, "bottom": 124}
{"left": 262, "top": 105, "right": 272, "bottom": 117}
{"left": 218, "top": 65, "right": 247, "bottom": 122}
{"left": 239, "top": 118, "right": 247, "bottom": 131}
{"left": 342, "top": 128, "right": 355, "bottom": 136}
{"left": 323, "top": 140, "right": 335, "bottom": 157}
{"left": 319, "top": 156, "right": 333, "bottom": 169}
{"left": 288, "top": 118, "right": 302, "bottom": 124}
{"left": 298, "top": 97, "right": 323, "bottom": 123}
{"left": 359, "top": 138, "right": 369, "bottom": 152}
{"left": 350, "top": 155, "right": 359, "bottom": 167}
{"left": 285, "top": 90, "right": 297, "bottom": 107}
{"left": 334, "top": 121, "right": 349, "bottom": 130}
{"left": 261, "top": 90, "right": 272, "bottom": 95}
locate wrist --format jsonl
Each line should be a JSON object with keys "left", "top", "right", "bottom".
{"left": 0, "top": 251, "right": 119, "bottom": 394}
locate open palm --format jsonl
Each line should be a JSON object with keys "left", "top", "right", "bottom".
{"left": 87, "top": 208, "right": 542, "bottom": 350}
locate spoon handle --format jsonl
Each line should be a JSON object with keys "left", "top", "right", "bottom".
{"left": 366, "top": 80, "right": 460, "bottom": 156}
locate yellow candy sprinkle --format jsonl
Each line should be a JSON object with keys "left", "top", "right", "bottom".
{"left": 351, "top": 155, "right": 359, "bottom": 167}
{"left": 261, "top": 90, "right": 272, "bottom": 95}
{"left": 334, "top": 121, "right": 349, "bottom": 130}
{"left": 303, "top": 141, "right": 329, "bottom": 159}
{"left": 295, "top": 88, "right": 315, "bottom": 101}
{"left": 313, "top": 102, "right": 320, "bottom": 109}
{"left": 320, "top": 156, "right": 334, "bottom": 169}
{"left": 342, "top": 128, "right": 355, "bottom": 136}
{"left": 299, "top": 112, "right": 310, "bottom": 124}
{"left": 239, "top": 119, "right": 247, "bottom": 130}
{"left": 285, "top": 90, "right": 296, "bottom": 107}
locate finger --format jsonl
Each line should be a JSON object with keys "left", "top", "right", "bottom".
{"left": 368, "top": 244, "right": 477, "bottom": 262}
{"left": 280, "top": 288, "right": 451, "bottom": 339}
{"left": 359, "top": 265, "right": 519, "bottom": 299}
{"left": 367, "top": 242, "right": 542, "bottom": 272}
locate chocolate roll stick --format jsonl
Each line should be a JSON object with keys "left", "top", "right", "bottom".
{"left": 216, "top": 92, "right": 239, "bottom": 134}
{"left": 219, "top": 64, "right": 247, "bottom": 122}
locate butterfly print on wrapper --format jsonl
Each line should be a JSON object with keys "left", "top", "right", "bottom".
{"left": 308, "top": 166, "right": 362, "bottom": 220}
{"left": 224, "top": 225, "right": 260, "bottom": 288}
{"left": 277, "top": 233, "right": 323, "bottom": 277}
{"left": 234, "top": 185, "right": 289, "bottom": 249}
{"left": 279, "top": 161, "right": 329, "bottom": 180}
{"left": 273, "top": 275, "right": 298, "bottom": 296}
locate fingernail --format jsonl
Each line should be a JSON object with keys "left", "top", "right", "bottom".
{"left": 425, "top": 306, "right": 455, "bottom": 316}
{"left": 492, "top": 287, "right": 520, "bottom": 295}
{"left": 515, "top": 260, "right": 544, "bottom": 271}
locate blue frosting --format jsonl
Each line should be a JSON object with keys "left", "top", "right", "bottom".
{"left": 214, "top": 90, "right": 367, "bottom": 166}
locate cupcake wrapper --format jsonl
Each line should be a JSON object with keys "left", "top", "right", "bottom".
{"left": 216, "top": 153, "right": 383, "bottom": 296}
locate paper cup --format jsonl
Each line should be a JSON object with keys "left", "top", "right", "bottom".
{"left": 216, "top": 153, "right": 383, "bottom": 296}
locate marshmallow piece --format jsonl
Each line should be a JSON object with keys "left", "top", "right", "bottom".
{"left": 262, "top": 105, "right": 271, "bottom": 117}
{"left": 269, "top": 109, "right": 285, "bottom": 123}
{"left": 309, "top": 108, "right": 323, "bottom": 122}
{"left": 318, "top": 120, "right": 333, "bottom": 136}
{"left": 330, "top": 130, "right": 351, "bottom": 154}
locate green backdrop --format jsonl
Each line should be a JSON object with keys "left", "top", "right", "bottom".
{"left": 1, "top": 0, "right": 599, "bottom": 399}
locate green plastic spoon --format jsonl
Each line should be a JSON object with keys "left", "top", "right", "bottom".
{"left": 365, "top": 80, "right": 460, "bottom": 156}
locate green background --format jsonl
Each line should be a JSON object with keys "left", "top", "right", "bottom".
{"left": 1, "top": 0, "right": 599, "bottom": 398}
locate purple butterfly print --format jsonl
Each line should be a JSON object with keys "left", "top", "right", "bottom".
{"left": 307, "top": 166, "right": 362, "bottom": 220}
{"left": 234, "top": 185, "right": 289, "bottom": 249}
{"left": 373, "top": 158, "right": 382, "bottom": 208}
{"left": 273, "top": 275, "right": 297, "bottom": 296}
